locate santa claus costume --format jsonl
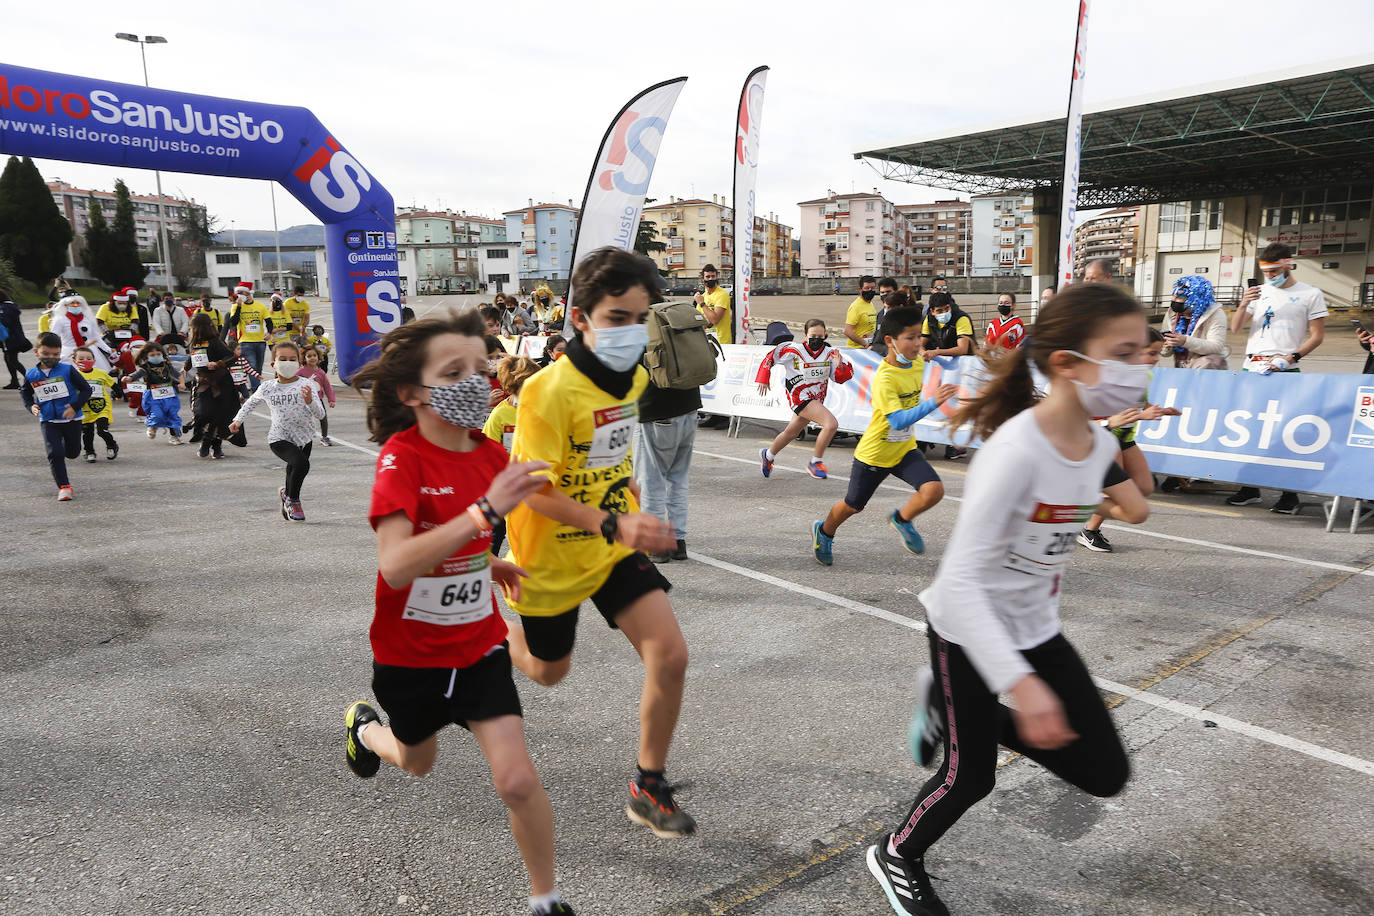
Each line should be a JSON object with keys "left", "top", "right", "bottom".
{"left": 51, "top": 295, "right": 115, "bottom": 372}
{"left": 116, "top": 336, "right": 148, "bottom": 418}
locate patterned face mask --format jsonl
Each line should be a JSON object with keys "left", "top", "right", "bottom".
{"left": 423, "top": 372, "right": 489, "bottom": 429}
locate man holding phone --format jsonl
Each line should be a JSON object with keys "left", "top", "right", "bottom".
{"left": 1226, "top": 242, "right": 1327, "bottom": 513}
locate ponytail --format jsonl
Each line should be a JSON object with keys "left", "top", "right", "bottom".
{"left": 948, "top": 345, "right": 1037, "bottom": 442}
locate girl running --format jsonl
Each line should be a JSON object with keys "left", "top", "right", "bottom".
{"left": 298, "top": 345, "right": 337, "bottom": 446}
{"left": 867, "top": 282, "right": 1153, "bottom": 916}
{"left": 341, "top": 311, "right": 574, "bottom": 916}
{"left": 755, "top": 318, "right": 853, "bottom": 479}
{"left": 229, "top": 342, "right": 325, "bottom": 521}
{"left": 187, "top": 313, "right": 240, "bottom": 460}
{"left": 124, "top": 341, "right": 185, "bottom": 444}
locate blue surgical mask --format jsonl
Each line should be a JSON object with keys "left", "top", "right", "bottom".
{"left": 1265, "top": 272, "right": 1288, "bottom": 288}
{"left": 148, "top": 355, "right": 164, "bottom": 364}
{"left": 589, "top": 322, "right": 648, "bottom": 373}
{"left": 895, "top": 352, "right": 913, "bottom": 367}
{"left": 934, "top": 310, "right": 952, "bottom": 325}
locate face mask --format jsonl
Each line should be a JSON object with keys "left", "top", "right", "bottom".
{"left": 1265, "top": 272, "right": 1288, "bottom": 288}
{"left": 75, "top": 360, "right": 94, "bottom": 371}
{"left": 805, "top": 336, "right": 827, "bottom": 354}
{"left": 424, "top": 372, "right": 490, "bottom": 429}
{"left": 148, "top": 355, "right": 164, "bottom": 365}
{"left": 704, "top": 278, "right": 717, "bottom": 288}
{"left": 933, "top": 311, "right": 952, "bottom": 325}
{"left": 894, "top": 351, "right": 913, "bottom": 367}
{"left": 38, "top": 356, "right": 59, "bottom": 369}
{"left": 1170, "top": 300, "right": 1187, "bottom": 313}
{"left": 487, "top": 358, "right": 501, "bottom": 374}
{"left": 589, "top": 321, "right": 648, "bottom": 373}
{"left": 1067, "top": 351, "right": 1153, "bottom": 416}
{"left": 860, "top": 290, "right": 875, "bottom": 301}
{"left": 997, "top": 304, "right": 1012, "bottom": 316}
{"left": 275, "top": 359, "right": 300, "bottom": 378}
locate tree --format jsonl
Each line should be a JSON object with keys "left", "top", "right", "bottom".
{"left": 84, "top": 197, "right": 115, "bottom": 285}
{"left": 0, "top": 156, "right": 73, "bottom": 285}
{"left": 169, "top": 205, "right": 217, "bottom": 290}
{"left": 635, "top": 196, "right": 666, "bottom": 258}
{"left": 108, "top": 179, "right": 148, "bottom": 290}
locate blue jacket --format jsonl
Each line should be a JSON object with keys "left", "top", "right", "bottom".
{"left": 22, "top": 362, "right": 92, "bottom": 422}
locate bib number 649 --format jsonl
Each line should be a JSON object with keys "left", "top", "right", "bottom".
{"left": 441, "top": 579, "right": 483, "bottom": 606}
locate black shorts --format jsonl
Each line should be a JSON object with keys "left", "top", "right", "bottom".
{"left": 519, "top": 552, "right": 672, "bottom": 662}
{"left": 1104, "top": 460, "right": 1129, "bottom": 488}
{"left": 791, "top": 398, "right": 819, "bottom": 416}
{"left": 844, "top": 449, "right": 941, "bottom": 512}
{"left": 371, "top": 644, "right": 522, "bottom": 746}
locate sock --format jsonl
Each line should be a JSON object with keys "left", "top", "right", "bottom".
{"left": 764, "top": 449, "right": 775, "bottom": 461}
{"left": 356, "top": 720, "right": 375, "bottom": 751}
{"left": 636, "top": 765, "right": 664, "bottom": 785}
{"left": 887, "top": 835, "right": 900, "bottom": 858}
{"left": 529, "top": 890, "right": 561, "bottom": 914}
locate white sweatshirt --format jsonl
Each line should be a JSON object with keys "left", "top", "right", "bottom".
{"left": 921, "top": 409, "right": 1117, "bottom": 693}
{"left": 233, "top": 377, "right": 324, "bottom": 446}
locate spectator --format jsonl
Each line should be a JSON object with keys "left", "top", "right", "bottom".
{"left": 1, "top": 285, "right": 31, "bottom": 388}
{"left": 870, "top": 278, "right": 900, "bottom": 357}
{"left": 636, "top": 369, "right": 700, "bottom": 564}
{"left": 151, "top": 294, "right": 189, "bottom": 345}
{"left": 929, "top": 276, "right": 956, "bottom": 305}
{"left": 844, "top": 275, "right": 878, "bottom": 348}
{"left": 1226, "top": 242, "right": 1327, "bottom": 514}
{"left": 1358, "top": 324, "right": 1374, "bottom": 374}
{"left": 693, "top": 264, "right": 732, "bottom": 345}
{"left": 1040, "top": 285, "right": 1056, "bottom": 311}
{"left": 984, "top": 292, "right": 1026, "bottom": 350}
{"left": 499, "top": 295, "right": 533, "bottom": 336}
{"left": 920, "top": 292, "right": 974, "bottom": 359}
{"left": 1162, "top": 275, "right": 1229, "bottom": 369}
{"left": 479, "top": 306, "right": 502, "bottom": 337}
{"left": 1083, "top": 259, "right": 1115, "bottom": 283}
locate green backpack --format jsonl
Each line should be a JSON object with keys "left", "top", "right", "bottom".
{"left": 642, "top": 300, "right": 723, "bottom": 390}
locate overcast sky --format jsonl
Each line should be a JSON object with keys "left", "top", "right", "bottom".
{"left": 7, "top": 0, "right": 1372, "bottom": 234}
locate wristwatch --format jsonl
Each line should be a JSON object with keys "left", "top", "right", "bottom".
{"left": 600, "top": 512, "right": 619, "bottom": 545}
{"left": 1289, "top": 352, "right": 1302, "bottom": 363}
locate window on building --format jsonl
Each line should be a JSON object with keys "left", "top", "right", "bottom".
{"left": 698, "top": 223, "right": 706, "bottom": 231}
{"left": 698, "top": 207, "right": 707, "bottom": 216}
{"left": 487, "top": 248, "right": 508, "bottom": 259}
{"left": 215, "top": 253, "right": 240, "bottom": 264}
{"left": 865, "top": 252, "right": 875, "bottom": 261}
{"left": 865, "top": 218, "right": 875, "bottom": 228}
{"left": 866, "top": 201, "right": 875, "bottom": 211}
{"left": 698, "top": 254, "right": 707, "bottom": 264}
{"left": 699, "top": 240, "right": 707, "bottom": 248}
{"left": 397, "top": 251, "right": 406, "bottom": 261}
{"left": 551, "top": 257, "right": 559, "bottom": 268}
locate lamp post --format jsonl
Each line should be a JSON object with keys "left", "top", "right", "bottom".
{"left": 114, "top": 33, "right": 173, "bottom": 294}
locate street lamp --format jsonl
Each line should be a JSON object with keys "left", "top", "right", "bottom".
{"left": 115, "top": 33, "right": 173, "bottom": 294}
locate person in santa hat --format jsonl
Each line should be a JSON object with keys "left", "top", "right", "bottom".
{"left": 97, "top": 287, "right": 149, "bottom": 348}
{"left": 50, "top": 294, "right": 115, "bottom": 373}
{"left": 226, "top": 281, "right": 270, "bottom": 390}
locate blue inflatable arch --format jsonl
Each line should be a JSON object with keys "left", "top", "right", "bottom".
{"left": 0, "top": 62, "right": 400, "bottom": 380}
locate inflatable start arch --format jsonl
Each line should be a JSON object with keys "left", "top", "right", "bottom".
{"left": 0, "top": 62, "right": 400, "bottom": 380}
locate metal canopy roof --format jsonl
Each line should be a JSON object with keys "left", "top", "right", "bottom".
{"left": 856, "top": 57, "right": 1374, "bottom": 207}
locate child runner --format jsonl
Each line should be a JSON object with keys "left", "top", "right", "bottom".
{"left": 124, "top": 341, "right": 186, "bottom": 445}
{"left": 503, "top": 247, "right": 694, "bottom": 838}
{"left": 342, "top": 312, "right": 574, "bottom": 916}
{"left": 22, "top": 332, "right": 92, "bottom": 500}
{"left": 484, "top": 334, "right": 508, "bottom": 409}
{"left": 812, "top": 306, "right": 958, "bottom": 567}
{"left": 756, "top": 318, "right": 853, "bottom": 479}
{"left": 230, "top": 342, "right": 324, "bottom": 521}
{"left": 306, "top": 324, "right": 332, "bottom": 373}
{"left": 229, "top": 343, "right": 261, "bottom": 401}
{"left": 73, "top": 346, "right": 120, "bottom": 462}
{"left": 298, "top": 345, "right": 337, "bottom": 446}
{"left": 483, "top": 355, "right": 542, "bottom": 556}
{"left": 187, "top": 313, "right": 241, "bottom": 460}
{"left": 115, "top": 337, "right": 147, "bottom": 418}
{"left": 868, "top": 283, "right": 1153, "bottom": 916}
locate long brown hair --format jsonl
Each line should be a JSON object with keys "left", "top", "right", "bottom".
{"left": 949, "top": 282, "right": 1142, "bottom": 441}
{"left": 351, "top": 309, "right": 486, "bottom": 443}
{"left": 189, "top": 312, "right": 217, "bottom": 347}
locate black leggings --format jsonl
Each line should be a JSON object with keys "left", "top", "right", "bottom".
{"left": 41, "top": 421, "right": 82, "bottom": 488}
{"left": 4, "top": 347, "right": 24, "bottom": 382}
{"left": 892, "top": 629, "right": 1129, "bottom": 860}
{"left": 269, "top": 440, "right": 313, "bottom": 500}
{"left": 320, "top": 414, "right": 329, "bottom": 438}
{"left": 82, "top": 417, "right": 118, "bottom": 453}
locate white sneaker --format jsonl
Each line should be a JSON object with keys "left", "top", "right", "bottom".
{"left": 169, "top": 434, "right": 184, "bottom": 446}
{"left": 146, "top": 427, "right": 156, "bottom": 439}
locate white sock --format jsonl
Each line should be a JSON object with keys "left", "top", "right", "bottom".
{"left": 764, "top": 449, "right": 775, "bottom": 461}
{"left": 529, "top": 890, "right": 561, "bottom": 914}
{"left": 887, "top": 836, "right": 900, "bottom": 858}
{"left": 356, "top": 720, "right": 375, "bottom": 751}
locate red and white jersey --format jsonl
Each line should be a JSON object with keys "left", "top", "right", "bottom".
{"left": 755, "top": 339, "right": 854, "bottom": 408}
{"left": 985, "top": 315, "right": 1026, "bottom": 350}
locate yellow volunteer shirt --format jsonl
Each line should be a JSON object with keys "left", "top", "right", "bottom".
{"left": 845, "top": 297, "right": 877, "bottom": 348}
{"left": 96, "top": 303, "right": 136, "bottom": 332}
{"left": 482, "top": 399, "right": 517, "bottom": 452}
{"left": 77, "top": 367, "right": 116, "bottom": 423}
{"left": 194, "top": 306, "right": 222, "bottom": 331}
{"left": 268, "top": 306, "right": 292, "bottom": 341}
{"left": 38, "top": 309, "right": 52, "bottom": 334}
{"left": 286, "top": 298, "right": 310, "bottom": 329}
{"left": 235, "top": 301, "right": 270, "bottom": 342}
{"left": 699, "top": 286, "right": 732, "bottom": 345}
{"left": 854, "top": 359, "right": 925, "bottom": 468}
{"left": 507, "top": 357, "right": 647, "bottom": 616}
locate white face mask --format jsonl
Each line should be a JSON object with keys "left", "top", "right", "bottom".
{"left": 1066, "top": 351, "right": 1152, "bottom": 416}
{"left": 275, "top": 359, "right": 300, "bottom": 379}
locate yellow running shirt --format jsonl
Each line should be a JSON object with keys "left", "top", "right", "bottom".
{"left": 698, "top": 286, "right": 732, "bottom": 345}
{"left": 845, "top": 296, "right": 877, "bottom": 348}
{"left": 285, "top": 297, "right": 310, "bottom": 329}
{"left": 235, "top": 301, "right": 270, "bottom": 342}
{"left": 482, "top": 398, "right": 517, "bottom": 452}
{"left": 506, "top": 357, "right": 647, "bottom": 617}
{"left": 854, "top": 359, "right": 925, "bottom": 468}
{"left": 96, "top": 303, "right": 136, "bottom": 332}
{"left": 77, "top": 367, "right": 116, "bottom": 423}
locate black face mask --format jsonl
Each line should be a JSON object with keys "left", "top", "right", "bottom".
{"left": 1170, "top": 301, "right": 1187, "bottom": 313}
{"left": 860, "top": 290, "right": 875, "bottom": 301}
{"left": 704, "top": 278, "right": 717, "bottom": 288}
{"left": 804, "top": 336, "right": 826, "bottom": 354}
{"left": 997, "top": 304, "right": 1012, "bottom": 316}
{"left": 38, "top": 356, "right": 59, "bottom": 369}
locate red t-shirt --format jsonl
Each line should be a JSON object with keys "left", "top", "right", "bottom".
{"left": 368, "top": 425, "right": 510, "bottom": 668}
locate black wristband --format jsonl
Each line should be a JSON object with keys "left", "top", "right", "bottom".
{"left": 1290, "top": 352, "right": 1302, "bottom": 363}
{"left": 600, "top": 512, "right": 619, "bottom": 545}
{"left": 476, "top": 496, "right": 502, "bottom": 527}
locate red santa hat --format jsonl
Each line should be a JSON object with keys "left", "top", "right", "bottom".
{"left": 235, "top": 281, "right": 254, "bottom": 296}
{"left": 112, "top": 289, "right": 130, "bottom": 304}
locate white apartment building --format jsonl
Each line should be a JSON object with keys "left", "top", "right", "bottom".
{"left": 971, "top": 193, "right": 1037, "bottom": 278}
{"left": 797, "top": 190, "right": 899, "bottom": 278}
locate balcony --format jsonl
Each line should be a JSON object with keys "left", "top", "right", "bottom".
{"left": 668, "top": 238, "right": 684, "bottom": 251}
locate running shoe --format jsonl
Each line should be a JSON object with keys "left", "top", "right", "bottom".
{"left": 57, "top": 486, "right": 74, "bottom": 502}
{"left": 867, "top": 835, "right": 948, "bottom": 916}
{"left": 808, "top": 459, "right": 828, "bottom": 479}
{"left": 84, "top": 451, "right": 97, "bottom": 463}
{"left": 1226, "top": 487, "right": 1262, "bottom": 506}
{"left": 534, "top": 904, "right": 576, "bottom": 916}
{"left": 626, "top": 776, "right": 696, "bottom": 838}
{"left": 907, "top": 666, "right": 943, "bottom": 767}
{"left": 106, "top": 443, "right": 119, "bottom": 461}
{"left": 760, "top": 448, "right": 774, "bottom": 478}
{"left": 1159, "top": 476, "right": 1183, "bottom": 493}
{"left": 671, "top": 539, "right": 688, "bottom": 561}
{"left": 320, "top": 436, "right": 334, "bottom": 447}
{"left": 812, "top": 520, "right": 833, "bottom": 566}
{"left": 1271, "top": 492, "right": 1301, "bottom": 515}
{"left": 943, "top": 446, "right": 967, "bottom": 461}
{"left": 146, "top": 427, "right": 156, "bottom": 439}
{"left": 344, "top": 701, "right": 381, "bottom": 778}
{"left": 648, "top": 550, "right": 671, "bottom": 564}
{"left": 211, "top": 442, "right": 224, "bottom": 460}
{"left": 169, "top": 434, "right": 184, "bottom": 446}
{"left": 198, "top": 441, "right": 211, "bottom": 459}
{"left": 280, "top": 488, "right": 290, "bottom": 520}
{"left": 889, "top": 510, "right": 925, "bottom": 555}
{"left": 289, "top": 499, "right": 305, "bottom": 522}
{"left": 1077, "top": 529, "right": 1112, "bottom": 552}
{"left": 129, "top": 408, "right": 139, "bottom": 418}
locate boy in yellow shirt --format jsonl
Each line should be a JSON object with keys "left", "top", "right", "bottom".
{"left": 812, "top": 306, "right": 957, "bottom": 566}
{"left": 505, "top": 247, "right": 695, "bottom": 839}
{"left": 73, "top": 346, "right": 120, "bottom": 461}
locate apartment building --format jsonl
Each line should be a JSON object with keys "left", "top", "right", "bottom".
{"left": 48, "top": 178, "right": 206, "bottom": 269}
{"left": 797, "top": 190, "right": 899, "bottom": 278}
{"left": 971, "top": 193, "right": 1037, "bottom": 277}
{"left": 895, "top": 199, "right": 972, "bottom": 277}
{"left": 1073, "top": 207, "right": 1139, "bottom": 280}
{"left": 641, "top": 195, "right": 793, "bottom": 280}
{"left": 503, "top": 201, "right": 580, "bottom": 283}
{"left": 395, "top": 208, "right": 507, "bottom": 287}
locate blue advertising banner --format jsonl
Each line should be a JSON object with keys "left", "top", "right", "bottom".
{"left": 0, "top": 62, "right": 398, "bottom": 380}
{"left": 1138, "top": 368, "right": 1374, "bottom": 501}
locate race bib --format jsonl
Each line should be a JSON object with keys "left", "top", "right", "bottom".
{"left": 114, "top": 329, "right": 132, "bottom": 340}
{"left": 403, "top": 553, "right": 493, "bottom": 626}
{"left": 231, "top": 370, "right": 247, "bottom": 384}
{"left": 125, "top": 382, "right": 147, "bottom": 394}
{"left": 586, "top": 404, "right": 636, "bottom": 469}
{"left": 150, "top": 385, "right": 176, "bottom": 400}
{"left": 244, "top": 320, "right": 262, "bottom": 335}
{"left": 501, "top": 425, "right": 515, "bottom": 452}
{"left": 801, "top": 361, "right": 830, "bottom": 382}
{"left": 33, "top": 377, "right": 69, "bottom": 402}
{"left": 885, "top": 424, "right": 914, "bottom": 443}
{"left": 1003, "top": 503, "right": 1094, "bottom": 577}
{"left": 191, "top": 351, "right": 209, "bottom": 368}
{"left": 87, "top": 384, "right": 105, "bottom": 402}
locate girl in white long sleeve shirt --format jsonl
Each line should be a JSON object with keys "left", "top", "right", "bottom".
{"left": 867, "top": 283, "right": 1154, "bottom": 916}
{"left": 230, "top": 342, "right": 324, "bottom": 521}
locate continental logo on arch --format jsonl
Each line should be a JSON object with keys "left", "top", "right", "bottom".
{"left": 0, "top": 73, "right": 284, "bottom": 143}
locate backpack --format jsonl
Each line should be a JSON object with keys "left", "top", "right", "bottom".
{"left": 642, "top": 300, "right": 722, "bottom": 390}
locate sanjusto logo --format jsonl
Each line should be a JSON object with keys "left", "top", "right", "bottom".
{"left": 0, "top": 73, "right": 284, "bottom": 143}
{"left": 597, "top": 109, "right": 665, "bottom": 196}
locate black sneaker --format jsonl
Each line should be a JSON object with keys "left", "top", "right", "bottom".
{"left": 532, "top": 903, "right": 576, "bottom": 916}
{"left": 211, "top": 442, "right": 224, "bottom": 460}
{"left": 106, "top": 443, "right": 119, "bottom": 461}
{"left": 344, "top": 701, "right": 381, "bottom": 778}
{"left": 671, "top": 539, "right": 688, "bottom": 561}
{"left": 198, "top": 441, "right": 211, "bottom": 459}
{"left": 1160, "top": 476, "right": 1183, "bottom": 493}
{"left": 1077, "top": 528, "right": 1112, "bottom": 552}
{"left": 867, "top": 835, "right": 949, "bottom": 916}
{"left": 1226, "top": 487, "right": 1262, "bottom": 506}
{"left": 626, "top": 775, "right": 696, "bottom": 837}
{"left": 1271, "top": 492, "right": 1301, "bottom": 515}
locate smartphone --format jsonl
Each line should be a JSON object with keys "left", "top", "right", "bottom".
{"left": 1246, "top": 278, "right": 1261, "bottom": 288}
